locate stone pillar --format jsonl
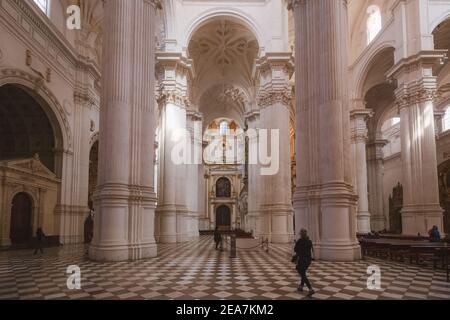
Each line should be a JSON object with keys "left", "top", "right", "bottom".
{"left": 186, "top": 110, "right": 202, "bottom": 238}
{"left": 289, "top": 0, "right": 360, "bottom": 261}
{"left": 351, "top": 109, "right": 372, "bottom": 234}
{"left": 256, "top": 53, "right": 294, "bottom": 243}
{"left": 245, "top": 111, "right": 261, "bottom": 237}
{"left": 388, "top": 53, "right": 444, "bottom": 235}
{"left": 89, "top": 0, "right": 160, "bottom": 262}
{"left": 155, "top": 54, "right": 192, "bottom": 243}
{"left": 367, "top": 139, "right": 388, "bottom": 231}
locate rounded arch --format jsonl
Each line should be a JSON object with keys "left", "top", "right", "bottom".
{"left": 430, "top": 12, "right": 450, "bottom": 34}
{"left": 0, "top": 68, "right": 71, "bottom": 152}
{"left": 353, "top": 43, "right": 396, "bottom": 100}
{"left": 183, "top": 8, "right": 264, "bottom": 54}
{"left": 9, "top": 191, "right": 34, "bottom": 245}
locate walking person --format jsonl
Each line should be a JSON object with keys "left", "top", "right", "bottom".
{"left": 294, "top": 229, "right": 315, "bottom": 297}
{"left": 214, "top": 227, "right": 222, "bottom": 250}
{"left": 33, "top": 227, "right": 46, "bottom": 255}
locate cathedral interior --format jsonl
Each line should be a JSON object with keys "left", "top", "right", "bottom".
{"left": 0, "top": 0, "right": 450, "bottom": 301}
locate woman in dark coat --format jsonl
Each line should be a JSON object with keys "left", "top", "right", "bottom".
{"left": 294, "top": 229, "right": 315, "bottom": 296}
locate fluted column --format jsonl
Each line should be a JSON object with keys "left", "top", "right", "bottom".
{"left": 186, "top": 110, "right": 203, "bottom": 238}
{"left": 256, "top": 53, "right": 295, "bottom": 243}
{"left": 351, "top": 109, "right": 372, "bottom": 234}
{"left": 89, "top": 0, "right": 160, "bottom": 261}
{"left": 388, "top": 53, "right": 444, "bottom": 235}
{"left": 245, "top": 111, "right": 261, "bottom": 236}
{"left": 289, "top": 0, "right": 360, "bottom": 261}
{"left": 155, "top": 54, "right": 192, "bottom": 243}
{"left": 367, "top": 139, "right": 388, "bottom": 231}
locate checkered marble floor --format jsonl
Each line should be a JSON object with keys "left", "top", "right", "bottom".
{"left": 0, "top": 236, "right": 449, "bottom": 300}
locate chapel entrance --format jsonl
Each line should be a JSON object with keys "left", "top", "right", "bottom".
{"left": 216, "top": 205, "right": 231, "bottom": 230}
{"left": 10, "top": 192, "right": 33, "bottom": 245}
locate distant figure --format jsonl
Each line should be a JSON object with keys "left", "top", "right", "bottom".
{"left": 294, "top": 229, "right": 315, "bottom": 297}
{"left": 33, "top": 228, "right": 45, "bottom": 255}
{"left": 429, "top": 226, "right": 441, "bottom": 242}
{"left": 84, "top": 211, "right": 94, "bottom": 244}
{"left": 214, "top": 227, "right": 222, "bottom": 250}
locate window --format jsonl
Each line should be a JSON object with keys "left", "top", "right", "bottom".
{"left": 219, "top": 121, "right": 229, "bottom": 136}
{"left": 443, "top": 107, "right": 450, "bottom": 132}
{"left": 367, "top": 5, "right": 382, "bottom": 44}
{"left": 391, "top": 117, "right": 400, "bottom": 126}
{"left": 33, "top": 0, "right": 49, "bottom": 14}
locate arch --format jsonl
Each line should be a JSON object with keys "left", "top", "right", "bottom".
{"left": 430, "top": 12, "right": 450, "bottom": 34}
{"left": 183, "top": 8, "right": 264, "bottom": 53}
{"left": 0, "top": 68, "right": 72, "bottom": 152}
{"left": 0, "top": 84, "right": 60, "bottom": 173}
{"left": 353, "top": 43, "right": 396, "bottom": 100}
{"left": 9, "top": 192, "right": 34, "bottom": 245}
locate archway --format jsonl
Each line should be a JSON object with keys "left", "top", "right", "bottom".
{"left": 216, "top": 205, "right": 231, "bottom": 229}
{"left": 10, "top": 193, "right": 33, "bottom": 245}
{"left": 0, "top": 84, "right": 59, "bottom": 174}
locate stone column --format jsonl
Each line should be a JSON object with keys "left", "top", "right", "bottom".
{"left": 289, "top": 0, "right": 360, "bottom": 261}
{"left": 256, "top": 53, "right": 294, "bottom": 243}
{"left": 388, "top": 53, "right": 444, "bottom": 235}
{"left": 245, "top": 111, "right": 261, "bottom": 236}
{"left": 89, "top": 0, "right": 160, "bottom": 261}
{"left": 351, "top": 109, "right": 372, "bottom": 234}
{"left": 367, "top": 139, "right": 388, "bottom": 231}
{"left": 155, "top": 54, "right": 192, "bottom": 243}
{"left": 186, "top": 110, "right": 202, "bottom": 238}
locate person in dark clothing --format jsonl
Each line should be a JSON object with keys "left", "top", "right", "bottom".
{"left": 33, "top": 228, "right": 45, "bottom": 255}
{"left": 214, "top": 227, "right": 222, "bottom": 250}
{"left": 294, "top": 229, "right": 315, "bottom": 297}
{"left": 429, "top": 226, "right": 441, "bottom": 242}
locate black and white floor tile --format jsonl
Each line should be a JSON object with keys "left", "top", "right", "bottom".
{"left": 0, "top": 236, "right": 449, "bottom": 300}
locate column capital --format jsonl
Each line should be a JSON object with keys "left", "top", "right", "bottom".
{"left": 287, "top": 0, "right": 306, "bottom": 10}
{"left": 255, "top": 53, "right": 294, "bottom": 108}
{"left": 386, "top": 51, "right": 446, "bottom": 109}
{"left": 144, "top": 0, "right": 162, "bottom": 9}
{"left": 367, "top": 139, "right": 388, "bottom": 161}
{"left": 156, "top": 53, "right": 193, "bottom": 108}
{"left": 351, "top": 110, "right": 372, "bottom": 143}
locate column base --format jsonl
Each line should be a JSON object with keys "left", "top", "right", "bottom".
{"left": 401, "top": 204, "right": 443, "bottom": 236}
{"left": 89, "top": 242, "right": 157, "bottom": 262}
{"left": 55, "top": 205, "right": 89, "bottom": 245}
{"left": 357, "top": 211, "right": 371, "bottom": 234}
{"left": 260, "top": 204, "right": 294, "bottom": 244}
{"left": 317, "top": 242, "right": 362, "bottom": 261}
{"left": 371, "top": 215, "right": 386, "bottom": 232}
{"left": 155, "top": 205, "right": 191, "bottom": 243}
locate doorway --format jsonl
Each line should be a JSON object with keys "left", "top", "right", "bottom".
{"left": 10, "top": 193, "right": 33, "bottom": 245}
{"left": 216, "top": 205, "right": 231, "bottom": 229}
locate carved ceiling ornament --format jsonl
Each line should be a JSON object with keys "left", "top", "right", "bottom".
{"left": 188, "top": 19, "right": 259, "bottom": 88}
{"left": 200, "top": 84, "right": 247, "bottom": 116}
